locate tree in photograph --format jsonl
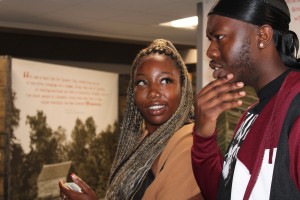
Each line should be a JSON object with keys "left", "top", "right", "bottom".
{"left": 68, "top": 117, "right": 96, "bottom": 172}
{"left": 79, "top": 122, "right": 119, "bottom": 198}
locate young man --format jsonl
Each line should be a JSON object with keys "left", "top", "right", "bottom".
{"left": 192, "top": 0, "right": 300, "bottom": 199}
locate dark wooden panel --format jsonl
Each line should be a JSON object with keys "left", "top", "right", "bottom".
{"left": 0, "top": 28, "right": 194, "bottom": 65}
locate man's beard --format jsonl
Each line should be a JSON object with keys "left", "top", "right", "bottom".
{"left": 232, "top": 40, "right": 255, "bottom": 85}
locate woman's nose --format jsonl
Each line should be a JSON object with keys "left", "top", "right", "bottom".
{"left": 147, "top": 87, "right": 161, "bottom": 99}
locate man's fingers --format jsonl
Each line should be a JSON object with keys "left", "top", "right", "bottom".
{"left": 198, "top": 73, "right": 234, "bottom": 95}
{"left": 193, "top": 73, "right": 246, "bottom": 138}
{"left": 195, "top": 84, "right": 245, "bottom": 114}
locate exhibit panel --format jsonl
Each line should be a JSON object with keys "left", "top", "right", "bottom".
{"left": 0, "top": 56, "right": 119, "bottom": 199}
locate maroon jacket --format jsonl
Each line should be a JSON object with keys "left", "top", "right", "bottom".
{"left": 192, "top": 71, "right": 300, "bottom": 200}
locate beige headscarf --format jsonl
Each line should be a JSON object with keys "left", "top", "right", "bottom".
{"left": 106, "top": 39, "right": 194, "bottom": 199}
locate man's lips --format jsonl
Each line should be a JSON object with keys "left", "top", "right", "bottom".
{"left": 209, "top": 60, "right": 224, "bottom": 79}
{"left": 209, "top": 60, "right": 222, "bottom": 70}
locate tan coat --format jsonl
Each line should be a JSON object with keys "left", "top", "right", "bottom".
{"left": 142, "top": 123, "right": 203, "bottom": 200}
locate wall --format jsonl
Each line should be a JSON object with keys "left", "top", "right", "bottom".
{"left": 0, "top": 56, "right": 11, "bottom": 200}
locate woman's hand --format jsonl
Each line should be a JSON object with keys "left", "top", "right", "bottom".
{"left": 59, "top": 174, "right": 98, "bottom": 200}
{"left": 194, "top": 74, "right": 245, "bottom": 137}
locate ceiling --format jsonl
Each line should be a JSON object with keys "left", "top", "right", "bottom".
{"left": 0, "top": 0, "right": 207, "bottom": 46}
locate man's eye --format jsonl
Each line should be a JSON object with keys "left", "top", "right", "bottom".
{"left": 217, "top": 35, "right": 224, "bottom": 40}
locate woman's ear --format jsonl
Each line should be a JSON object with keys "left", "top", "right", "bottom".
{"left": 257, "top": 25, "right": 273, "bottom": 49}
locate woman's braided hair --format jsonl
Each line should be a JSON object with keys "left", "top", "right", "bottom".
{"left": 106, "top": 39, "right": 194, "bottom": 199}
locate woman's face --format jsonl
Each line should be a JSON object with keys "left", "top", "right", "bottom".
{"left": 134, "top": 54, "right": 181, "bottom": 134}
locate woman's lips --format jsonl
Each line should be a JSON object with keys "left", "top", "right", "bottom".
{"left": 146, "top": 104, "right": 166, "bottom": 115}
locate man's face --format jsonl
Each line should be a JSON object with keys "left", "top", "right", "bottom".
{"left": 206, "top": 14, "right": 257, "bottom": 85}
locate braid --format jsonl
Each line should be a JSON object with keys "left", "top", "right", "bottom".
{"left": 106, "top": 39, "right": 194, "bottom": 199}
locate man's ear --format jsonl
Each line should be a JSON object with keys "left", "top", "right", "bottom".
{"left": 257, "top": 25, "right": 273, "bottom": 49}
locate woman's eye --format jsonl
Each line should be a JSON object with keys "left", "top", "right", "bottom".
{"left": 161, "top": 78, "right": 173, "bottom": 84}
{"left": 135, "top": 80, "right": 146, "bottom": 86}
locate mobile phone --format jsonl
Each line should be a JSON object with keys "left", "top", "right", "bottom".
{"left": 65, "top": 182, "right": 82, "bottom": 193}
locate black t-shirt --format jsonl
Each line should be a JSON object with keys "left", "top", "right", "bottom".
{"left": 251, "top": 69, "right": 291, "bottom": 114}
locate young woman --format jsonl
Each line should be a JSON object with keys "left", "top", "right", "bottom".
{"left": 59, "top": 39, "right": 203, "bottom": 200}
